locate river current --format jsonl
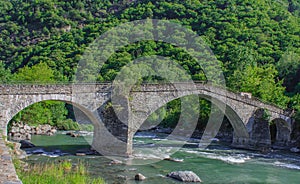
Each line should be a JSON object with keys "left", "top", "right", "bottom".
{"left": 23, "top": 131, "right": 300, "bottom": 184}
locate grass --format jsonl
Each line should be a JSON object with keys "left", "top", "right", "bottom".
{"left": 16, "top": 160, "right": 105, "bottom": 184}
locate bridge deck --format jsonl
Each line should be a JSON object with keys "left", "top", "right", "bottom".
{"left": 0, "top": 83, "right": 288, "bottom": 115}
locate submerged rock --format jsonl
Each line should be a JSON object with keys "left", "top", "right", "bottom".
{"left": 167, "top": 171, "right": 202, "bottom": 182}
{"left": 69, "top": 132, "right": 80, "bottom": 137}
{"left": 164, "top": 157, "right": 184, "bottom": 162}
{"left": 20, "top": 140, "right": 35, "bottom": 149}
{"left": 134, "top": 173, "right": 146, "bottom": 181}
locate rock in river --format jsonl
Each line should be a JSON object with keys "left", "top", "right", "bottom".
{"left": 20, "top": 140, "right": 35, "bottom": 149}
{"left": 167, "top": 171, "right": 202, "bottom": 182}
{"left": 134, "top": 173, "right": 146, "bottom": 181}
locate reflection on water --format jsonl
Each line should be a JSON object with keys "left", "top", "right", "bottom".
{"left": 23, "top": 131, "right": 300, "bottom": 184}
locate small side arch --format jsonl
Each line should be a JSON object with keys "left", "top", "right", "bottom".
{"left": 5, "top": 96, "right": 94, "bottom": 137}
{"left": 247, "top": 108, "right": 271, "bottom": 148}
{"left": 270, "top": 118, "right": 291, "bottom": 147}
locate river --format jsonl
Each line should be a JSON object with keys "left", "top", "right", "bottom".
{"left": 22, "top": 131, "right": 300, "bottom": 184}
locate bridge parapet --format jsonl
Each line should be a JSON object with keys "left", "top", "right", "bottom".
{"left": 0, "top": 83, "right": 287, "bottom": 115}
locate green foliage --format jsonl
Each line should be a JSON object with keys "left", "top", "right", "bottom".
{"left": 12, "top": 101, "right": 68, "bottom": 127}
{"left": 56, "top": 119, "right": 80, "bottom": 131}
{"left": 13, "top": 62, "right": 55, "bottom": 83}
{"left": 229, "top": 64, "right": 289, "bottom": 108}
{"left": 16, "top": 160, "right": 105, "bottom": 184}
{"left": 1, "top": 0, "right": 299, "bottom": 85}
{"left": 146, "top": 96, "right": 211, "bottom": 129}
{"left": 0, "top": 0, "right": 299, "bottom": 128}
{"left": 291, "top": 94, "right": 300, "bottom": 123}
{"left": 263, "top": 109, "right": 271, "bottom": 122}
{"left": 0, "top": 62, "right": 12, "bottom": 83}
{"left": 79, "top": 124, "right": 94, "bottom": 132}
{"left": 10, "top": 62, "right": 70, "bottom": 128}
{"left": 276, "top": 51, "right": 300, "bottom": 94}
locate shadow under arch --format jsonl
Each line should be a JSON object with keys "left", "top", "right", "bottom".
{"left": 270, "top": 118, "right": 291, "bottom": 147}
{"left": 247, "top": 108, "right": 271, "bottom": 149}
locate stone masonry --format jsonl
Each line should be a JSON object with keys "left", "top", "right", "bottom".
{"left": 0, "top": 136, "right": 22, "bottom": 184}
{"left": 0, "top": 82, "right": 294, "bottom": 183}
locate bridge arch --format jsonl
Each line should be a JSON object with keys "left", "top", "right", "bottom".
{"left": 130, "top": 91, "right": 250, "bottom": 145}
{"left": 270, "top": 118, "right": 291, "bottom": 147}
{"left": 4, "top": 94, "right": 93, "bottom": 136}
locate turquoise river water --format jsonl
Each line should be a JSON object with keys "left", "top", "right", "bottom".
{"left": 23, "top": 131, "right": 300, "bottom": 184}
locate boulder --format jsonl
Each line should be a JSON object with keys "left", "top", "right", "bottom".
{"left": 135, "top": 173, "right": 146, "bottom": 181}
{"left": 36, "top": 127, "right": 43, "bottom": 135}
{"left": 19, "top": 128, "right": 25, "bottom": 134}
{"left": 51, "top": 128, "right": 57, "bottom": 134}
{"left": 16, "top": 122, "right": 24, "bottom": 127}
{"left": 12, "top": 133, "right": 21, "bottom": 140}
{"left": 20, "top": 140, "right": 35, "bottom": 149}
{"left": 70, "top": 132, "right": 80, "bottom": 137}
{"left": 43, "top": 124, "right": 52, "bottom": 132}
{"left": 167, "top": 171, "right": 202, "bottom": 182}
{"left": 24, "top": 124, "right": 31, "bottom": 131}
{"left": 25, "top": 133, "right": 31, "bottom": 140}
{"left": 46, "top": 131, "right": 54, "bottom": 136}
{"left": 11, "top": 127, "right": 19, "bottom": 133}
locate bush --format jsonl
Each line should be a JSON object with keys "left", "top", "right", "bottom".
{"left": 56, "top": 119, "right": 80, "bottom": 130}
{"left": 79, "top": 124, "right": 94, "bottom": 132}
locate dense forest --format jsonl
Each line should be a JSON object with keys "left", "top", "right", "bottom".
{"left": 0, "top": 0, "right": 299, "bottom": 130}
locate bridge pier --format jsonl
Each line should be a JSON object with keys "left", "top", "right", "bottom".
{"left": 91, "top": 100, "right": 133, "bottom": 157}
{"left": 232, "top": 135, "right": 251, "bottom": 149}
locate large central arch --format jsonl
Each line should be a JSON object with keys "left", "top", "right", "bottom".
{"left": 128, "top": 89, "right": 250, "bottom": 150}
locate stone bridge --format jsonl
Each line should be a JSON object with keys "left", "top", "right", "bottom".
{"left": 0, "top": 83, "right": 293, "bottom": 158}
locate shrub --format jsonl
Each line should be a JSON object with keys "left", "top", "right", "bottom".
{"left": 56, "top": 119, "right": 80, "bottom": 130}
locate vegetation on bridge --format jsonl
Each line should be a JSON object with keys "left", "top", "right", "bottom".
{"left": 0, "top": 0, "right": 299, "bottom": 128}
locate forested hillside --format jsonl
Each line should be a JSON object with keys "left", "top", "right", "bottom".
{"left": 0, "top": 0, "right": 299, "bottom": 128}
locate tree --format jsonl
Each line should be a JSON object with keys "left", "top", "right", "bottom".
{"left": 229, "top": 64, "right": 289, "bottom": 107}
{"left": 13, "top": 62, "right": 55, "bottom": 83}
{"left": 0, "top": 62, "right": 12, "bottom": 83}
{"left": 276, "top": 51, "right": 300, "bottom": 94}
{"left": 11, "top": 62, "right": 70, "bottom": 127}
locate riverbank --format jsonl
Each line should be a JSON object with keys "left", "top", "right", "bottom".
{"left": 8, "top": 122, "right": 57, "bottom": 141}
{"left": 3, "top": 135, "right": 105, "bottom": 184}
